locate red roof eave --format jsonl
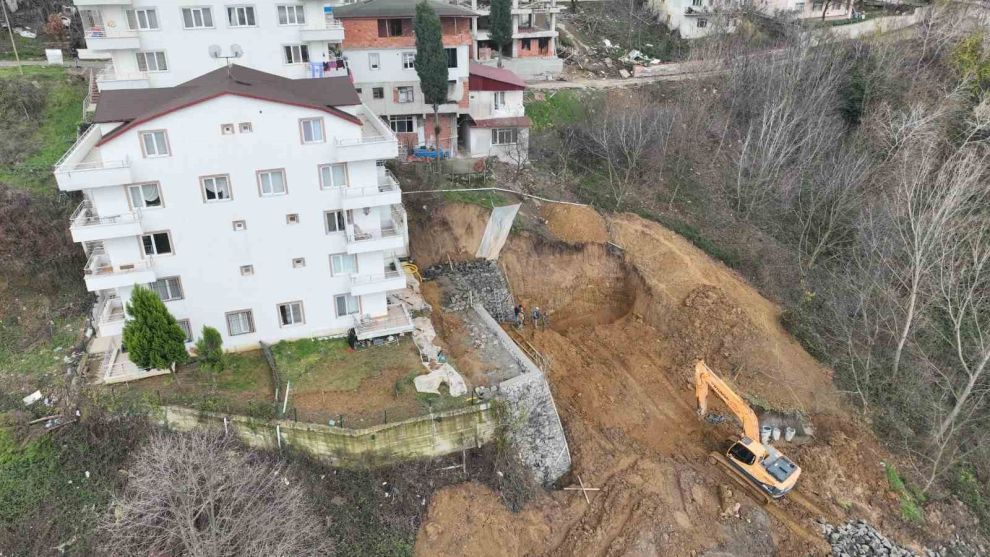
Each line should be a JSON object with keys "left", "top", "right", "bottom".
{"left": 469, "top": 116, "right": 531, "bottom": 128}
{"left": 95, "top": 91, "right": 363, "bottom": 146}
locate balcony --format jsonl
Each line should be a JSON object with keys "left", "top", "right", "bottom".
{"left": 92, "top": 292, "right": 126, "bottom": 338}
{"left": 345, "top": 222, "right": 405, "bottom": 255}
{"left": 84, "top": 27, "right": 140, "bottom": 50}
{"left": 54, "top": 125, "right": 134, "bottom": 191}
{"left": 75, "top": 0, "right": 133, "bottom": 5}
{"left": 334, "top": 105, "right": 398, "bottom": 161}
{"left": 684, "top": 5, "right": 715, "bottom": 15}
{"left": 84, "top": 251, "right": 155, "bottom": 291}
{"left": 340, "top": 171, "right": 402, "bottom": 211}
{"left": 516, "top": 0, "right": 561, "bottom": 12}
{"left": 95, "top": 66, "right": 150, "bottom": 90}
{"left": 353, "top": 302, "right": 415, "bottom": 341}
{"left": 300, "top": 21, "right": 345, "bottom": 43}
{"left": 70, "top": 201, "right": 142, "bottom": 243}
{"left": 349, "top": 259, "right": 407, "bottom": 296}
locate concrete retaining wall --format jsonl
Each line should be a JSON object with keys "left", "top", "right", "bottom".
{"left": 158, "top": 403, "right": 496, "bottom": 465}
{"left": 824, "top": 7, "right": 931, "bottom": 40}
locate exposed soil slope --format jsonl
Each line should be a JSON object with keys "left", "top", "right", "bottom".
{"left": 409, "top": 202, "right": 937, "bottom": 556}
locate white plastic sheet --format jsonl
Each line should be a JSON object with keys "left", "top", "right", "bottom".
{"left": 475, "top": 203, "right": 521, "bottom": 260}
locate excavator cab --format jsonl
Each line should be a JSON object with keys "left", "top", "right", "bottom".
{"left": 694, "top": 361, "right": 802, "bottom": 500}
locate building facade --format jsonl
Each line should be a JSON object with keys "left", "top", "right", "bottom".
{"left": 56, "top": 67, "right": 412, "bottom": 375}
{"left": 75, "top": 0, "right": 350, "bottom": 90}
{"left": 333, "top": 0, "right": 476, "bottom": 155}
{"left": 462, "top": 0, "right": 563, "bottom": 80}
{"left": 462, "top": 62, "right": 530, "bottom": 162}
{"left": 649, "top": 0, "right": 851, "bottom": 39}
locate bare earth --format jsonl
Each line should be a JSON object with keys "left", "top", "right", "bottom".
{"left": 407, "top": 201, "right": 961, "bottom": 556}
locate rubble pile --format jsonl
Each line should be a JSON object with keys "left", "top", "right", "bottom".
{"left": 822, "top": 521, "right": 916, "bottom": 557}
{"left": 422, "top": 260, "right": 515, "bottom": 322}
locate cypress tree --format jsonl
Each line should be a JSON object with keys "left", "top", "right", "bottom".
{"left": 414, "top": 0, "right": 448, "bottom": 154}
{"left": 122, "top": 286, "right": 189, "bottom": 370}
{"left": 195, "top": 325, "right": 226, "bottom": 373}
{"left": 490, "top": 0, "right": 512, "bottom": 68}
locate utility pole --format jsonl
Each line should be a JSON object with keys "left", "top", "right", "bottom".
{"left": 0, "top": 0, "right": 23, "bottom": 75}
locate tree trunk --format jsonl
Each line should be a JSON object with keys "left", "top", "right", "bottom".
{"left": 891, "top": 273, "right": 919, "bottom": 380}
{"left": 433, "top": 103, "right": 442, "bottom": 172}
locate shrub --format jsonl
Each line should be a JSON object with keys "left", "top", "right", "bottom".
{"left": 195, "top": 325, "right": 225, "bottom": 373}
{"left": 122, "top": 286, "right": 189, "bottom": 370}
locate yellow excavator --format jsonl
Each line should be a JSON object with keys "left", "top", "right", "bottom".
{"left": 694, "top": 360, "right": 801, "bottom": 501}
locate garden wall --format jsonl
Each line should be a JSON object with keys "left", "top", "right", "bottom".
{"left": 158, "top": 403, "right": 496, "bottom": 465}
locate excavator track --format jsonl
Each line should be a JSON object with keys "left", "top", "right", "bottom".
{"left": 708, "top": 452, "right": 831, "bottom": 554}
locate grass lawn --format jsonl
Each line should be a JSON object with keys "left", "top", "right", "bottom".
{"left": 0, "top": 35, "right": 49, "bottom": 61}
{"left": 108, "top": 351, "right": 276, "bottom": 419}
{"left": 273, "top": 337, "right": 423, "bottom": 393}
{"left": 0, "top": 66, "right": 87, "bottom": 194}
{"left": 525, "top": 89, "right": 588, "bottom": 131}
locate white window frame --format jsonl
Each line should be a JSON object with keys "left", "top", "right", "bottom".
{"left": 402, "top": 51, "right": 416, "bottom": 69}
{"left": 226, "top": 310, "right": 255, "bottom": 336}
{"left": 239, "top": 122, "right": 253, "bottom": 133}
{"left": 240, "top": 264, "right": 254, "bottom": 275}
{"left": 201, "top": 175, "right": 233, "bottom": 203}
{"left": 141, "top": 231, "right": 174, "bottom": 256}
{"left": 136, "top": 51, "right": 168, "bottom": 73}
{"left": 148, "top": 276, "right": 183, "bottom": 301}
{"left": 277, "top": 4, "right": 306, "bottom": 25}
{"left": 176, "top": 319, "right": 193, "bottom": 343}
{"left": 126, "top": 8, "right": 160, "bottom": 30}
{"left": 369, "top": 52, "right": 380, "bottom": 70}
{"left": 277, "top": 301, "right": 305, "bottom": 326}
{"left": 257, "top": 169, "right": 287, "bottom": 197}
{"left": 493, "top": 91, "right": 506, "bottom": 111}
{"left": 372, "top": 87, "right": 384, "bottom": 99}
{"left": 330, "top": 253, "right": 358, "bottom": 276}
{"left": 232, "top": 220, "right": 247, "bottom": 231}
{"left": 491, "top": 128, "right": 519, "bottom": 145}
{"left": 334, "top": 294, "right": 360, "bottom": 317}
{"left": 325, "top": 210, "right": 346, "bottom": 233}
{"left": 181, "top": 7, "right": 214, "bottom": 29}
{"left": 389, "top": 115, "right": 415, "bottom": 133}
{"left": 140, "top": 130, "right": 170, "bottom": 157}
{"left": 127, "top": 183, "right": 163, "bottom": 208}
{"left": 319, "top": 163, "right": 348, "bottom": 189}
{"left": 226, "top": 5, "right": 257, "bottom": 27}
{"left": 397, "top": 86, "right": 414, "bottom": 104}
{"left": 283, "top": 44, "right": 310, "bottom": 64}
{"left": 292, "top": 257, "right": 306, "bottom": 268}
{"left": 697, "top": 18, "right": 708, "bottom": 27}
{"left": 300, "top": 118, "right": 325, "bottom": 144}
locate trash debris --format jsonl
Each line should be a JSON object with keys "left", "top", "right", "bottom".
{"left": 23, "top": 390, "right": 42, "bottom": 406}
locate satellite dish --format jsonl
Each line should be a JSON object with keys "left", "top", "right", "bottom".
{"left": 230, "top": 44, "right": 243, "bottom": 58}
{"left": 208, "top": 44, "right": 222, "bottom": 58}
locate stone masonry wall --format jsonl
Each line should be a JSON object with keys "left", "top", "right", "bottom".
{"left": 423, "top": 259, "right": 516, "bottom": 322}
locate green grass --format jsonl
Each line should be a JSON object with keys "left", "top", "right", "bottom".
{"left": 0, "top": 315, "right": 85, "bottom": 378}
{"left": 0, "top": 34, "right": 48, "bottom": 61}
{"left": 525, "top": 90, "right": 587, "bottom": 131}
{"left": 0, "top": 66, "right": 87, "bottom": 193}
{"left": 885, "top": 463, "right": 925, "bottom": 523}
{"left": 440, "top": 188, "right": 510, "bottom": 207}
{"left": 273, "top": 337, "right": 423, "bottom": 393}
{"left": 0, "top": 429, "right": 57, "bottom": 525}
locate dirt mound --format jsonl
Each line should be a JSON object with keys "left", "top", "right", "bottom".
{"left": 409, "top": 203, "right": 489, "bottom": 268}
{"left": 407, "top": 202, "right": 933, "bottom": 556}
{"left": 541, "top": 204, "right": 609, "bottom": 245}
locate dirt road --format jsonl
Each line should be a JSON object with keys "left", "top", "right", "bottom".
{"left": 408, "top": 202, "right": 945, "bottom": 556}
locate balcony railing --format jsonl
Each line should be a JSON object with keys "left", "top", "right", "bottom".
{"left": 302, "top": 20, "right": 344, "bottom": 31}
{"left": 353, "top": 303, "right": 414, "bottom": 340}
{"left": 84, "top": 27, "right": 138, "bottom": 39}
{"left": 349, "top": 259, "right": 404, "bottom": 287}
{"left": 341, "top": 171, "right": 400, "bottom": 199}
{"left": 96, "top": 66, "right": 149, "bottom": 83}
{"left": 84, "top": 250, "right": 151, "bottom": 277}
{"left": 71, "top": 201, "right": 138, "bottom": 227}
{"left": 346, "top": 223, "right": 401, "bottom": 244}
{"left": 93, "top": 293, "right": 126, "bottom": 325}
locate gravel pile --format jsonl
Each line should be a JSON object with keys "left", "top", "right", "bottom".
{"left": 822, "top": 521, "right": 916, "bottom": 557}
{"left": 422, "top": 260, "right": 516, "bottom": 321}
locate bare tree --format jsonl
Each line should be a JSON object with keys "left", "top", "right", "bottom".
{"left": 572, "top": 99, "right": 675, "bottom": 209}
{"left": 100, "top": 430, "right": 333, "bottom": 557}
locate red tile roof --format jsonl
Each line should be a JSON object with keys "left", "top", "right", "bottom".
{"left": 468, "top": 62, "right": 526, "bottom": 90}
{"left": 469, "top": 115, "right": 531, "bottom": 128}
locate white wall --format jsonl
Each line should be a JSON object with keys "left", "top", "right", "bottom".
{"left": 86, "top": 95, "right": 401, "bottom": 349}
{"left": 463, "top": 125, "right": 529, "bottom": 163}
{"left": 89, "top": 1, "right": 347, "bottom": 87}
{"left": 346, "top": 45, "right": 469, "bottom": 116}
{"left": 467, "top": 90, "right": 524, "bottom": 120}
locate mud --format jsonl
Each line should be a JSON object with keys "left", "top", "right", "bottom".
{"left": 408, "top": 202, "right": 951, "bottom": 556}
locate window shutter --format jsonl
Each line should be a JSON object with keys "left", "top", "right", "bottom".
{"left": 377, "top": 19, "right": 387, "bottom": 37}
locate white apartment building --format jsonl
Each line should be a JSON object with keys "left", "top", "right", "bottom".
{"left": 460, "top": 0, "right": 563, "bottom": 80}
{"left": 650, "top": 0, "right": 851, "bottom": 39}
{"left": 76, "top": 0, "right": 350, "bottom": 90}
{"left": 56, "top": 66, "right": 412, "bottom": 374}
{"left": 462, "top": 62, "right": 530, "bottom": 162}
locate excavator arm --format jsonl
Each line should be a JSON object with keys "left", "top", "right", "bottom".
{"left": 694, "top": 360, "right": 761, "bottom": 442}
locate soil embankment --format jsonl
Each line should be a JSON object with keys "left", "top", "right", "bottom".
{"left": 408, "top": 202, "right": 940, "bottom": 556}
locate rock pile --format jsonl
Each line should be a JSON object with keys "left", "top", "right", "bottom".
{"left": 422, "top": 260, "right": 515, "bottom": 322}
{"left": 821, "top": 521, "right": 916, "bottom": 557}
